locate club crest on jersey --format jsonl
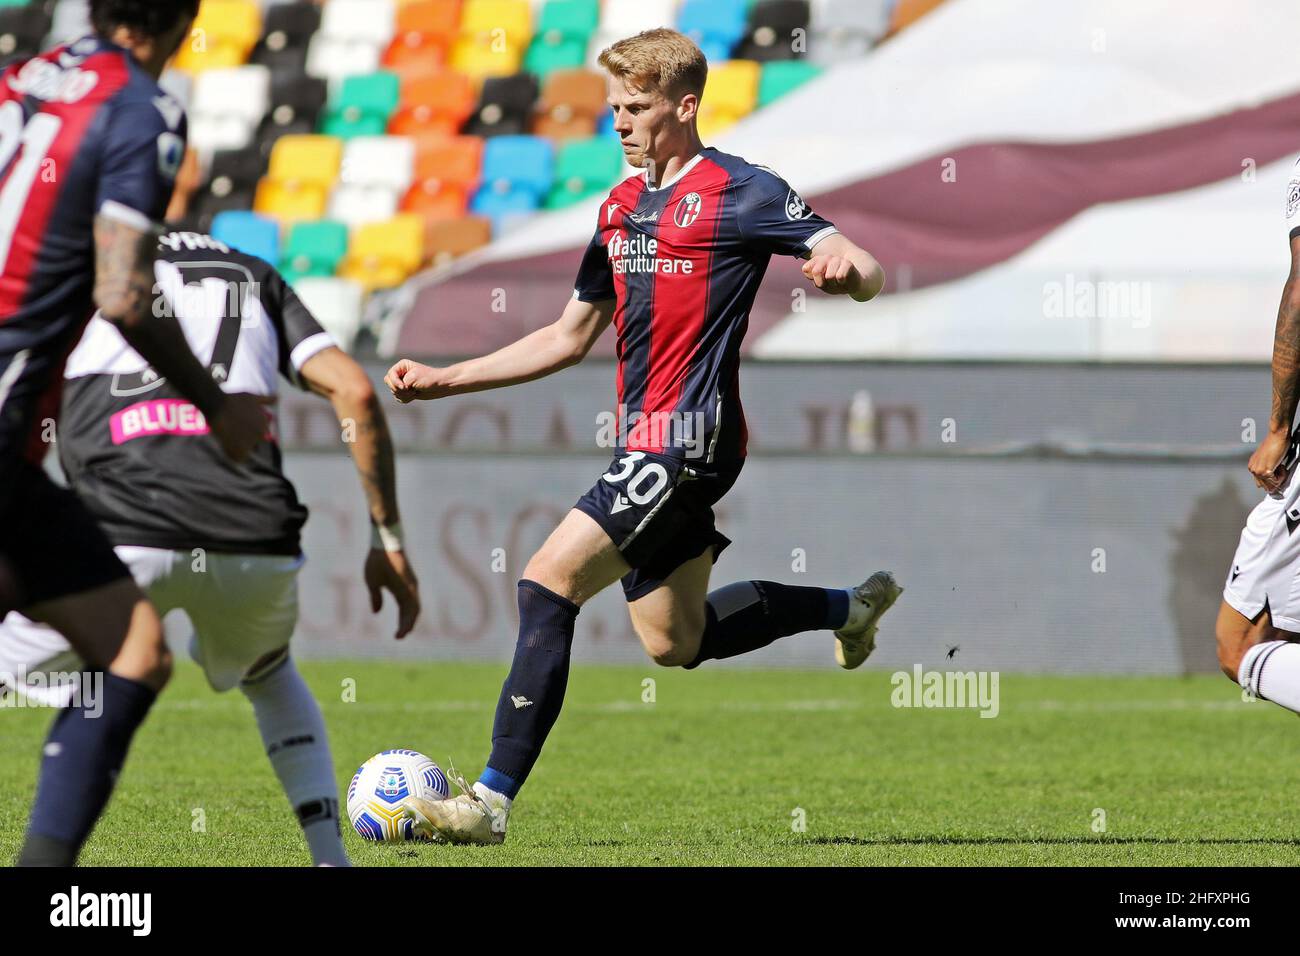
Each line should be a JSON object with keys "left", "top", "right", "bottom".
{"left": 674, "top": 192, "right": 703, "bottom": 228}
{"left": 1288, "top": 178, "right": 1300, "bottom": 221}
{"left": 785, "top": 189, "right": 811, "bottom": 221}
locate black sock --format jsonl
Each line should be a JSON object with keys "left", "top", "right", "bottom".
{"left": 685, "top": 581, "right": 848, "bottom": 669}
{"left": 17, "top": 672, "right": 157, "bottom": 866}
{"left": 482, "top": 580, "right": 579, "bottom": 797}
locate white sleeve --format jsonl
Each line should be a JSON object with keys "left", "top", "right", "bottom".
{"left": 1285, "top": 157, "right": 1300, "bottom": 242}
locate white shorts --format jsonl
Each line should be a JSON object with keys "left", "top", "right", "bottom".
{"left": 1223, "top": 470, "right": 1300, "bottom": 631}
{"left": 0, "top": 546, "right": 303, "bottom": 703}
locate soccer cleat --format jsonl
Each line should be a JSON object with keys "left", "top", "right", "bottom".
{"left": 834, "top": 571, "right": 903, "bottom": 669}
{"left": 402, "top": 761, "right": 508, "bottom": 845}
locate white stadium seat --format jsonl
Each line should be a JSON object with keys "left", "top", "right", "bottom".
{"left": 187, "top": 65, "right": 270, "bottom": 154}
{"left": 291, "top": 277, "right": 365, "bottom": 353}
{"left": 327, "top": 184, "right": 400, "bottom": 228}
{"left": 305, "top": 33, "right": 382, "bottom": 88}
{"left": 339, "top": 136, "right": 416, "bottom": 194}
{"left": 319, "top": 0, "right": 397, "bottom": 48}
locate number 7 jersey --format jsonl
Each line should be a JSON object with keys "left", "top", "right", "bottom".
{"left": 0, "top": 35, "right": 185, "bottom": 472}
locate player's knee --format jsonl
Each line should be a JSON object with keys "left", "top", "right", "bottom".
{"left": 637, "top": 621, "right": 704, "bottom": 668}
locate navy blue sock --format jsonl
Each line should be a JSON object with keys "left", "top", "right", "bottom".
{"left": 18, "top": 671, "right": 157, "bottom": 866}
{"left": 685, "top": 581, "right": 848, "bottom": 669}
{"left": 483, "top": 580, "right": 579, "bottom": 798}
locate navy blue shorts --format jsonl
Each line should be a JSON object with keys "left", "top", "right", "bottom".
{"left": 0, "top": 462, "right": 130, "bottom": 610}
{"left": 574, "top": 451, "right": 743, "bottom": 601}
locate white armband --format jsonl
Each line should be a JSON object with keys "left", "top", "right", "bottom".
{"left": 370, "top": 522, "right": 405, "bottom": 552}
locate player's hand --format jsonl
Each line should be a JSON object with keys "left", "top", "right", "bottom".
{"left": 802, "top": 254, "right": 861, "bottom": 296}
{"left": 208, "top": 392, "right": 275, "bottom": 463}
{"left": 365, "top": 548, "right": 421, "bottom": 640}
{"left": 384, "top": 359, "right": 455, "bottom": 403}
{"left": 1249, "top": 428, "right": 1294, "bottom": 494}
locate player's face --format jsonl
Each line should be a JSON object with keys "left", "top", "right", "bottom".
{"left": 606, "top": 76, "right": 694, "bottom": 172}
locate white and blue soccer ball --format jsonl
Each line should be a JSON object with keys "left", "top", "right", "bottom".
{"left": 347, "top": 749, "right": 449, "bottom": 842}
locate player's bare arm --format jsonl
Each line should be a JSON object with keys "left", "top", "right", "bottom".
{"left": 385, "top": 295, "right": 615, "bottom": 403}
{"left": 803, "top": 231, "right": 886, "bottom": 302}
{"left": 1249, "top": 233, "right": 1300, "bottom": 492}
{"left": 301, "top": 346, "right": 420, "bottom": 640}
{"left": 93, "top": 214, "right": 269, "bottom": 463}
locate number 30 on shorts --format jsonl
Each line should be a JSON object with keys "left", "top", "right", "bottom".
{"left": 601, "top": 453, "right": 670, "bottom": 505}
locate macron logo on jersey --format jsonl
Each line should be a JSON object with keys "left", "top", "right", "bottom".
{"left": 606, "top": 201, "right": 621, "bottom": 225}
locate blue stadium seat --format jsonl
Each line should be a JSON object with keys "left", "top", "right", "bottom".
{"left": 211, "top": 210, "right": 280, "bottom": 265}
{"left": 478, "top": 135, "right": 555, "bottom": 203}
{"left": 678, "top": 0, "right": 747, "bottom": 61}
{"left": 469, "top": 187, "right": 540, "bottom": 236}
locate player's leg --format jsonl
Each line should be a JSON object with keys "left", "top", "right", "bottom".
{"left": 1218, "top": 600, "right": 1300, "bottom": 710}
{"left": 405, "top": 507, "right": 630, "bottom": 844}
{"left": 186, "top": 551, "right": 349, "bottom": 866}
{"left": 627, "top": 551, "right": 900, "bottom": 669}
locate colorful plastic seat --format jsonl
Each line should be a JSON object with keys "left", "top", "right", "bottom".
{"left": 678, "top": 0, "right": 747, "bottom": 61}
{"left": 292, "top": 277, "right": 366, "bottom": 352}
{"left": 696, "top": 59, "right": 760, "bottom": 137}
{"left": 479, "top": 135, "right": 553, "bottom": 202}
{"left": 423, "top": 215, "right": 493, "bottom": 267}
{"left": 174, "top": 0, "right": 262, "bottom": 73}
{"left": 321, "top": 72, "right": 401, "bottom": 139}
{"left": 543, "top": 136, "right": 624, "bottom": 209}
{"left": 469, "top": 187, "right": 539, "bottom": 236}
{"left": 757, "top": 60, "right": 822, "bottom": 105}
{"left": 452, "top": 0, "right": 531, "bottom": 78}
{"left": 281, "top": 220, "right": 350, "bottom": 281}
{"left": 211, "top": 210, "right": 280, "bottom": 265}
{"left": 337, "top": 214, "right": 426, "bottom": 291}
{"left": 389, "top": 71, "right": 477, "bottom": 136}
{"left": 268, "top": 135, "right": 344, "bottom": 190}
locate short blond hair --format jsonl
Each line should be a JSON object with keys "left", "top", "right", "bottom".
{"left": 597, "top": 28, "right": 708, "bottom": 99}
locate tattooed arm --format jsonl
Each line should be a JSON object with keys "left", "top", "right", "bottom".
{"left": 92, "top": 213, "right": 269, "bottom": 462}
{"left": 300, "top": 346, "right": 420, "bottom": 639}
{"left": 1248, "top": 236, "right": 1300, "bottom": 492}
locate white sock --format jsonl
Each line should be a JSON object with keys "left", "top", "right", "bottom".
{"left": 241, "top": 657, "right": 349, "bottom": 867}
{"left": 1238, "top": 641, "right": 1300, "bottom": 712}
{"left": 473, "top": 781, "right": 513, "bottom": 814}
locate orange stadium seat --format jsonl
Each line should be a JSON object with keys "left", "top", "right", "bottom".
{"left": 414, "top": 135, "right": 484, "bottom": 191}
{"left": 389, "top": 71, "right": 478, "bottom": 136}
{"left": 384, "top": 0, "right": 461, "bottom": 73}
{"left": 533, "top": 68, "right": 606, "bottom": 140}
{"left": 174, "top": 0, "right": 262, "bottom": 73}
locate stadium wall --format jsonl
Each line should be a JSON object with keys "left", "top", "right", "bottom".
{"left": 270, "top": 361, "right": 1265, "bottom": 676}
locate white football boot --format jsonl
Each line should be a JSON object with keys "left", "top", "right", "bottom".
{"left": 402, "top": 763, "right": 509, "bottom": 845}
{"left": 834, "top": 571, "right": 903, "bottom": 669}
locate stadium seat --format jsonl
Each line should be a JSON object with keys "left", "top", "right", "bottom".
{"left": 736, "top": 0, "right": 811, "bottom": 62}
{"left": 525, "top": 0, "right": 598, "bottom": 78}
{"left": 249, "top": 0, "right": 320, "bottom": 73}
{"left": 677, "top": 0, "right": 747, "bottom": 63}
{"left": 255, "top": 177, "right": 330, "bottom": 222}
{"left": 0, "top": 5, "right": 51, "bottom": 61}
{"left": 189, "top": 184, "right": 258, "bottom": 234}
{"left": 543, "top": 136, "right": 624, "bottom": 209}
{"left": 174, "top": 0, "right": 262, "bottom": 73}
{"left": 337, "top": 214, "right": 425, "bottom": 291}
{"left": 389, "top": 70, "right": 477, "bottom": 136}
{"left": 757, "top": 59, "right": 822, "bottom": 105}
{"left": 321, "top": 71, "right": 401, "bottom": 139}
{"left": 523, "top": 35, "right": 587, "bottom": 80}
{"left": 319, "top": 0, "right": 397, "bottom": 50}
{"left": 281, "top": 220, "right": 350, "bottom": 282}
{"left": 291, "top": 277, "right": 366, "bottom": 352}
{"left": 204, "top": 147, "right": 268, "bottom": 204}
{"left": 188, "top": 65, "right": 271, "bottom": 154}
{"left": 422, "top": 215, "right": 493, "bottom": 268}
{"left": 469, "top": 187, "right": 539, "bottom": 236}
{"left": 414, "top": 135, "right": 484, "bottom": 191}
{"left": 479, "top": 135, "right": 553, "bottom": 202}
{"left": 383, "top": 0, "right": 459, "bottom": 76}
{"left": 401, "top": 180, "right": 470, "bottom": 221}
{"left": 451, "top": 0, "right": 531, "bottom": 78}
{"left": 268, "top": 135, "right": 344, "bottom": 189}
{"left": 596, "top": 0, "right": 676, "bottom": 38}
{"left": 211, "top": 210, "right": 280, "bottom": 265}
{"left": 534, "top": 68, "right": 606, "bottom": 140}
{"left": 463, "top": 73, "right": 540, "bottom": 138}
{"left": 340, "top": 135, "right": 416, "bottom": 193}
{"left": 696, "top": 60, "right": 760, "bottom": 139}
{"left": 809, "top": 0, "right": 891, "bottom": 64}
{"left": 267, "top": 73, "right": 328, "bottom": 132}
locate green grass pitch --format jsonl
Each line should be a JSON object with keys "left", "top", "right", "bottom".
{"left": 1, "top": 660, "right": 1298, "bottom": 866}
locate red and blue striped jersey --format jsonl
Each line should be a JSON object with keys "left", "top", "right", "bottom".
{"left": 0, "top": 35, "right": 185, "bottom": 468}
{"left": 574, "top": 147, "right": 838, "bottom": 463}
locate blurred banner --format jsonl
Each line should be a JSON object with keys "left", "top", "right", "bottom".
{"left": 277, "top": 361, "right": 1264, "bottom": 674}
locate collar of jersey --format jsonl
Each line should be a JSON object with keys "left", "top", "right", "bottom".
{"left": 643, "top": 150, "right": 707, "bottom": 193}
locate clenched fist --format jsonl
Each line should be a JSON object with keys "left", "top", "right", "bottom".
{"left": 802, "top": 254, "right": 863, "bottom": 297}
{"left": 384, "top": 359, "right": 455, "bottom": 403}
